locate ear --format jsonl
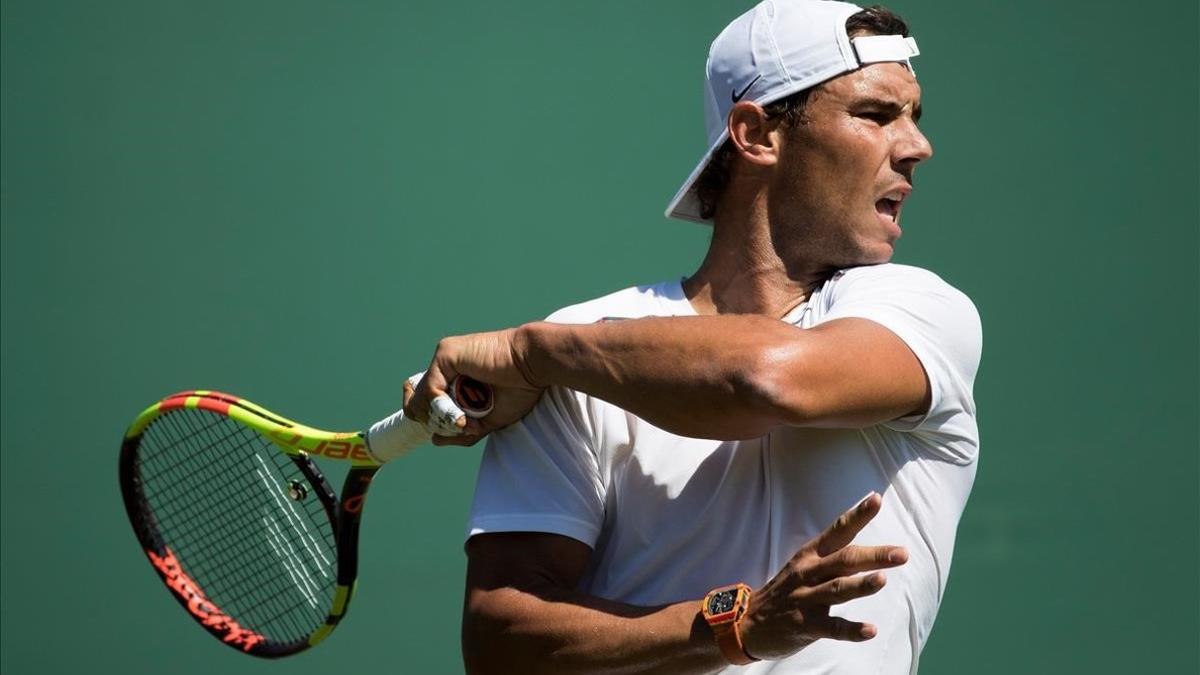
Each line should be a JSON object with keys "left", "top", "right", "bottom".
{"left": 727, "top": 102, "right": 781, "bottom": 167}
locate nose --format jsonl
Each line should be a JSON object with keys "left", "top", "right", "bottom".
{"left": 894, "top": 118, "right": 933, "bottom": 171}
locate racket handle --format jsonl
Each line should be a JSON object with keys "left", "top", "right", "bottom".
{"left": 450, "top": 376, "right": 495, "bottom": 419}
{"left": 364, "top": 375, "right": 495, "bottom": 463}
{"left": 365, "top": 409, "right": 430, "bottom": 463}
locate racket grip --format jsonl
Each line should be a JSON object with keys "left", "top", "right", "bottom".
{"left": 364, "top": 374, "right": 495, "bottom": 463}
{"left": 364, "top": 409, "right": 431, "bottom": 463}
{"left": 450, "top": 376, "right": 494, "bottom": 419}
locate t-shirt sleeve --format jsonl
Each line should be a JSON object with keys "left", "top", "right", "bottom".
{"left": 821, "top": 265, "right": 983, "bottom": 464}
{"left": 464, "top": 384, "right": 605, "bottom": 547}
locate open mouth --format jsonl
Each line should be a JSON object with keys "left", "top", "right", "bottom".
{"left": 874, "top": 186, "right": 910, "bottom": 225}
{"left": 875, "top": 198, "right": 900, "bottom": 221}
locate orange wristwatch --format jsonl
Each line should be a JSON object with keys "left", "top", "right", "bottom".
{"left": 701, "top": 583, "right": 758, "bottom": 666}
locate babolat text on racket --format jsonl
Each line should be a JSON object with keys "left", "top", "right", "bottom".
{"left": 117, "top": 376, "right": 492, "bottom": 658}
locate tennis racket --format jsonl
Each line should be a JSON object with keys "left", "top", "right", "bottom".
{"left": 118, "top": 376, "right": 492, "bottom": 658}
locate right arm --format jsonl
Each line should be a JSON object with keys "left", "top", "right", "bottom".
{"left": 408, "top": 316, "right": 929, "bottom": 446}
{"left": 462, "top": 493, "right": 907, "bottom": 674}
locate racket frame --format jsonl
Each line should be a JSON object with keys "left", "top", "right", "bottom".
{"left": 119, "top": 390, "right": 382, "bottom": 658}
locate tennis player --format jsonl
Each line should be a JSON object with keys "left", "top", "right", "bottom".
{"left": 407, "top": 1, "right": 981, "bottom": 672}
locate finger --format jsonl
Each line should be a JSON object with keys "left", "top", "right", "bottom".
{"left": 809, "top": 615, "right": 877, "bottom": 642}
{"left": 404, "top": 373, "right": 432, "bottom": 424}
{"left": 432, "top": 433, "right": 484, "bottom": 447}
{"left": 805, "top": 545, "right": 908, "bottom": 584}
{"left": 429, "top": 394, "right": 468, "bottom": 436}
{"left": 813, "top": 492, "right": 882, "bottom": 557}
{"left": 462, "top": 417, "right": 486, "bottom": 436}
{"left": 424, "top": 355, "right": 453, "bottom": 394}
{"left": 414, "top": 361, "right": 455, "bottom": 417}
{"left": 803, "top": 571, "right": 888, "bottom": 605}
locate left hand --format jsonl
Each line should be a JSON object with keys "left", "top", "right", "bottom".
{"left": 403, "top": 327, "right": 544, "bottom": 446}
{"left": 738, "top": 492, "right": 907, "bottom": 660}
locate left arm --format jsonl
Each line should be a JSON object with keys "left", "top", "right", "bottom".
{"left": 406, "top": 315, "right": 928, "bottom": 442}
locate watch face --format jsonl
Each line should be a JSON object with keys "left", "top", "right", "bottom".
{"left": 708, "top": 590, "right": 737, "bottom": 615}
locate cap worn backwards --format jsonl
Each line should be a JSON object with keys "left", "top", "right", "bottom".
{"left": 664, "top": 0, "right": 920, "bottom": 224}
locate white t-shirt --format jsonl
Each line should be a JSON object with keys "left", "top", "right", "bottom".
{"left": 466, "top": 263, "right": 982, "bottom": 674}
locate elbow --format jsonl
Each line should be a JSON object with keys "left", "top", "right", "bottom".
{"left": 462, "top": 598, "right": 506, "bottom": 675}
{"left": 461, "top": 588, "right": 547, "bottom": 675}
{"left": 743, "top": 333, "right": 813, "bottom": 428}
{"left": 461, "top": 631, "right": 493, "bottom": 675}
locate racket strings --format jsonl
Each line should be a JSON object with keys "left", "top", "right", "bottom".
{"left": 143, "top": 417, "right": 318, "bottom": 549}
{"left": 140, "top": 419, "right": 329, "bottom": 640}
{"left": 142, "top": 414, "right": 334, "bottom": 640}
{"left": 145, "top": 446, "right": 325, "bottom": 629}
{"left": 152, "top": 413, "right": 336, "bottom": 628}
{"left": 138, "top": 415, "right": 255, "bottom": 517}
{"left": 134, "top": 407, "right": 337, "bottom": 646}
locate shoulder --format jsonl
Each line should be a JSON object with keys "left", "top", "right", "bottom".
{"left": 829, "top": 264, "right": 979, "bottom": 322}
{"left": 834, "top": 263, "right": 965, "bottom": 294}
{"left": 822, "top": 263, "right": 982, "bottom": 377}
{"left": 544, "top": 281, "right": 682, "bottom": 324}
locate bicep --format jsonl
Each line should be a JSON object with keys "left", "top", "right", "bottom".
{"left": 466, "top": 531, "right": 592, "bottom": 595}
{"left": 463, "top": 532, "right": 592, "bottom": 641}
{"left": 770, "top": 317, "right": 930, "bottom": 429}
{"left": 462, "top": 533, "right": 597, "bottom": 673}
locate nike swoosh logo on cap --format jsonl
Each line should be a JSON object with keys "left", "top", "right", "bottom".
{"left": 731, "top": 74, "right": 762, "bottom": 103}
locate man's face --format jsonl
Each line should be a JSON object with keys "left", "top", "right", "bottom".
{"left": 768, "top": 61, "right": 931, "bottom": 268}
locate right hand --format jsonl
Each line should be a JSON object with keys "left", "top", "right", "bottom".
{"left": 402, "top": 327, "right": 545, "bottom": 445}
{"left": 739, "top": 492, "right": 908, "bottom": 661}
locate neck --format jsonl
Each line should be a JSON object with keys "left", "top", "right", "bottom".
{"left": 682, "top": 203, "right": 834, "bottom": 317}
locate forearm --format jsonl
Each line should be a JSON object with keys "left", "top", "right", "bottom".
{"left": 517, "top": 316, "right": 801, "bottom": 439}
{"left": 464, "top": 585, "right": 725, "bottom": 675}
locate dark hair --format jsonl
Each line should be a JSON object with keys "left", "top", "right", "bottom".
{"left": 692, "top": 5, "right": 911, "bottom": 221}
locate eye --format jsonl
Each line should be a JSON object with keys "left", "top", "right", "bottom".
{"left": 856, "top": 111, "right": 892, "bottom": 124}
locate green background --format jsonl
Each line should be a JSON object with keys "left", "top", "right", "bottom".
{"left": 3, "top": 0, "right": 1196, "bottom": 672}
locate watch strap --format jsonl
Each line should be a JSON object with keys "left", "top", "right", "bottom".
{"left": 704, "top": 583, "right": 758, "bottom": 666}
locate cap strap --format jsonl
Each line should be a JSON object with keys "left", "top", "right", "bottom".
{"left": 851, "top": 35, "right": 919, "bottom": 66}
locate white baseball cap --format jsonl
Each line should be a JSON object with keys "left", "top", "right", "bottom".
{"left": 664, "top": 0, "right": 920, "bottom": 223}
